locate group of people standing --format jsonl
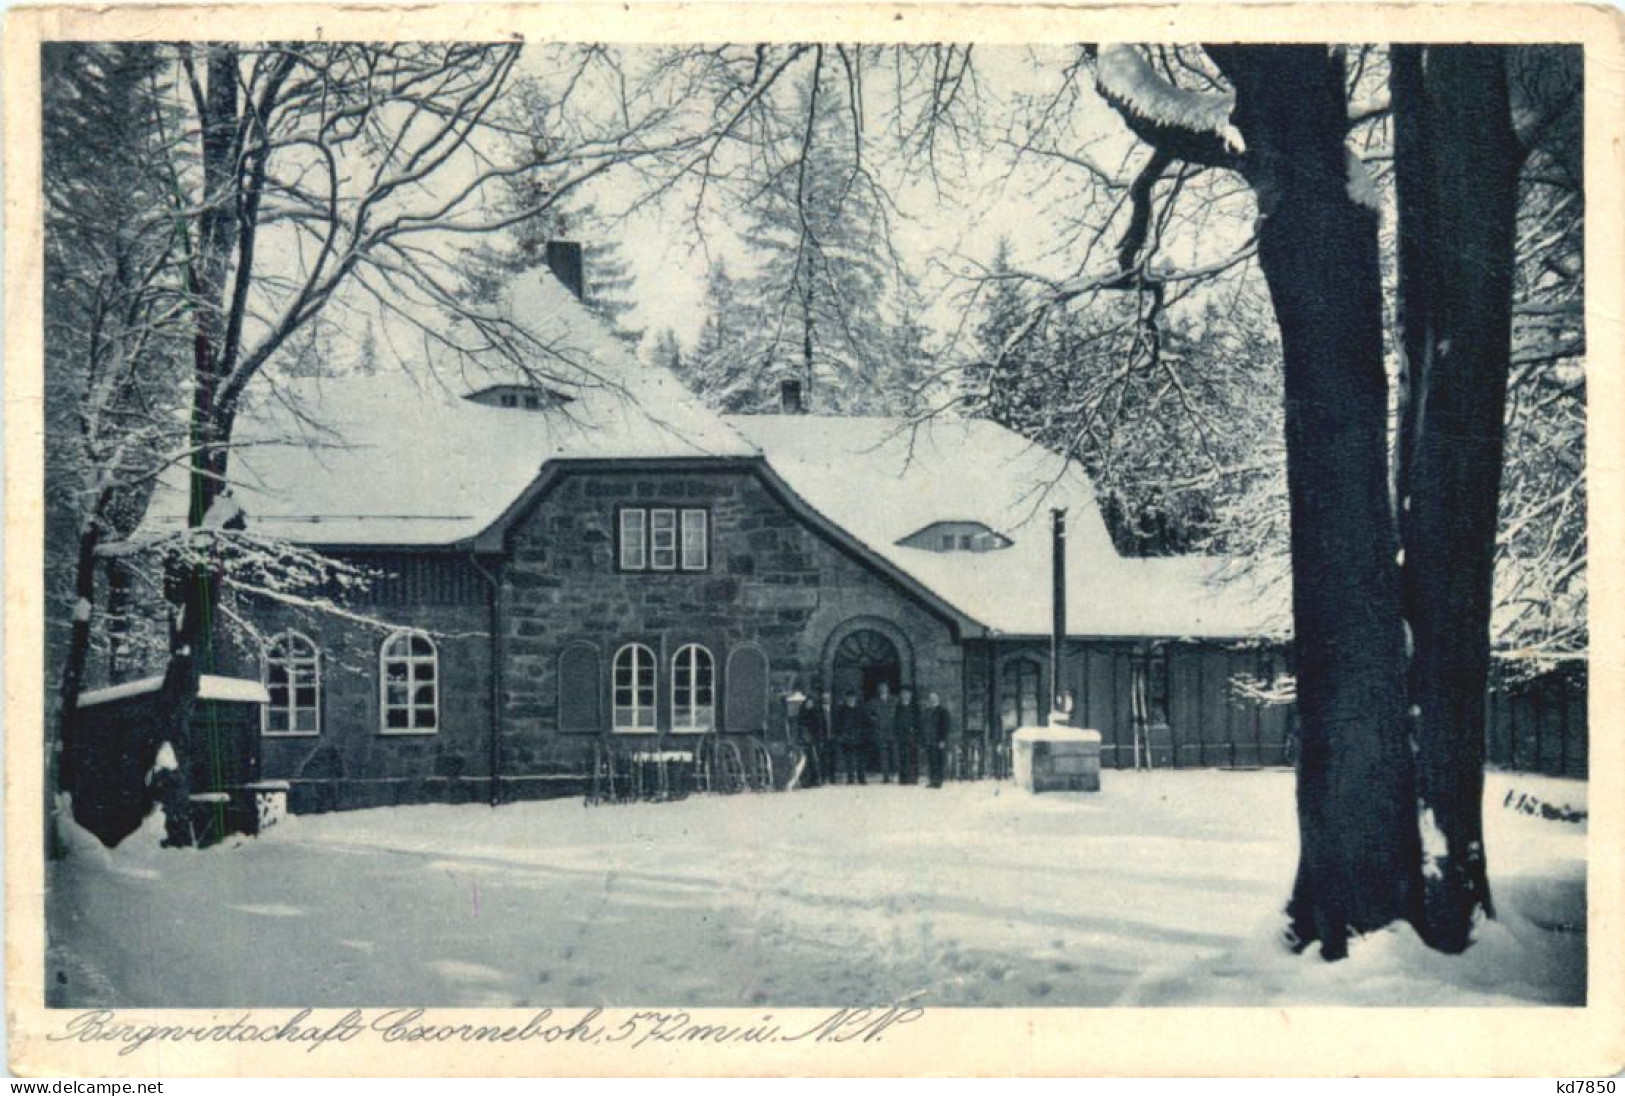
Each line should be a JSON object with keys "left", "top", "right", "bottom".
{"left": 796, "top": 681, "right": 952, "bottom": 789}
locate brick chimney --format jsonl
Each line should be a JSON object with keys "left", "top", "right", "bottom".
{"left": 779, "top": 378, "right": 805, "bottom": 414}
{"left": 545, "top": 241, "right": 585, "bottom": 302}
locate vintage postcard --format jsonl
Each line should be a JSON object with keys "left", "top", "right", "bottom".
{"left": 5, "top": 1, "right": 1622, "bottom": 1078}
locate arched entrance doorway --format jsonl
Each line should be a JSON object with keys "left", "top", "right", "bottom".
{"left": 831, "top": 628, "right": 903, "bottom": 702}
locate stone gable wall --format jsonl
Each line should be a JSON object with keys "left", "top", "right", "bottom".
{"left": 219, "top": 469, "right": 971, "bottom": 808}
{"left": 498, "top": 468, "right": 965, "bottom": 776}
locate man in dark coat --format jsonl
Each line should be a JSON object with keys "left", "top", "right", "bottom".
{"left": 798, "top": 689, "right": 834, "bottom": 788}
{"left": 922, "top": 690, "right": 951, "bottom": 788}
{"left": 867, "top": 682, "right": 900, "bottom": 784}
{"left": 833, "top": 689, "right": 866, "bottom": 785}
{"left": 894, "top": 686, "right": 920, "bottom": 785}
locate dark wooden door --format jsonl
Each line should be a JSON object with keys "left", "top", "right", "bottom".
{"left": 832, "top": 629, "right": 902, "bottom": 702}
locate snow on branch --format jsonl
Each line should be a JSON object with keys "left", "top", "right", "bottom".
{"left": 1345, "top": 149, "right": 1383, "bottom": 215}
{"left": 199, "top": 492, "right": 245, "bottom": 530}
{"left": 1347, "top": 93, "right": 1391, "bottom": 126}
{"left": 1231, "top": 670, "right": 1297, "bottom": 707}
{"left": 1095, "top": 46, "right": 1244, "bottom": 161}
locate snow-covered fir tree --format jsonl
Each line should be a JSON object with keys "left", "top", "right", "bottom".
{"left": 964, "top": 237, "right": 1277, "bottom": 556}
{"left": 884, "top": 274, "right": 938, "bottom": 415}
{"left": 647, "top": 327, "right": 684, "bottom": 375}
{"left": 462, "top": 196, "right": 643, "bottom": 348}
{"left": 677, "top": 260, "right": 767, "bottom": 412}
{"left": 44, "top": 43, "right": 182, "bottom": 732}
{"left": 581, "top": 233, "right": 644, "bottom": 348}
{"left": 964, "top": 238, "right": 1044, "bottom": 425}
{"left": 726, "top": 83, "right": 903, "bottom": 413}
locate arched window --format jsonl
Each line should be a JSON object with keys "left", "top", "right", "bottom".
{"left": 671, "top": 645, "right": 715, "bottom": 733}
{"left": 381, "top": 631, "right": 438, "bottom": 734}
{"left": 1000, "top": 657, "right": 1043, "bottom": 730}
{"left": 612, "top": 643, "right": 657, "bottom": 732}
{"left": 263, "top": 631, "right": 320, "bottom": 736}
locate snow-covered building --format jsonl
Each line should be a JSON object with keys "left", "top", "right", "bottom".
{"left": 128, "top": 249, "right": 1574, "bottom": 813}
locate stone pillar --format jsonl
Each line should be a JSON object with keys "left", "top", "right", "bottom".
{"left": 1012, "top": 724, "right": 1102, "bottom": 793}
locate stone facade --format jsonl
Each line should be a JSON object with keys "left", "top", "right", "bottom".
{"left": 223, "top": 553, "right": 496, "bottom": 812}
{"left": 495, "top": 466, "right": 967, "bottom": 780}
{"left": 213, "top": 464, "right": 1410, "bottom": 813}
{"left": 224, "top": 465, "right": 969, "bottom": 809}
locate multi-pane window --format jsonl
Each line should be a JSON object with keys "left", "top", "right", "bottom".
{"left": 619, "top": 509, "right": 647, "bottom": 570}
{"left": 263, "top": 631, "right": 320, "bottom": 735}
{"left": 618, "top": 507, "right": 708, "bottom": 572}
{"left": 613, "top": 643, "right": 657, "bottom": 731}
{"left": 1000, "top": 658, "right": 1043, "bottom": 730}
{"left": 671, "top": 644, "right": 715, "bottom": 732}
{"left": 381, "top": 631, "right": 437, "bottom": 733}
{"left": 650, "top": 509, "right": 678, "bottom": 570}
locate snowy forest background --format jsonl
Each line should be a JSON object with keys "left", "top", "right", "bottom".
{"left": 42, "top": 41, "right": 1585, "bottom": 967}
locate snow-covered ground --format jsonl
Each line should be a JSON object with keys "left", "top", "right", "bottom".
{"left": 47, "top": 770, "right": 1586, "bottom": 1008}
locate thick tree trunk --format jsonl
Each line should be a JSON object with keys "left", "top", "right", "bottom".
{"left": 1211, "top": 46, "right": 1420, "bottom": 959}
{"left": 158, "top": 43, "right": 244, "bottom": 843}
{"left": 161, "top": 394, "right": 238, "bottom": 843}
{"left": 55, "top": 523, "right": 102, "bottom": 794}
{"left": 1393, "top": 46, "right": 1521, "bottom": 952}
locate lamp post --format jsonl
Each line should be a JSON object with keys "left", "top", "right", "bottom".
{"left": 1051, "top": 507, "right": 1067, "bottom": 720}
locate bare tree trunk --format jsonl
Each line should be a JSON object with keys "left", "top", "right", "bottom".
{"left": 802, "top": 282, "right": 816, "bottom": 406}
{"left": 159, "top": 413, "right": 237, "bottom": 845}
{"left": 1211, "top": 46, "right": 1420, "bottom": 959}
{"left": 55, "top": 523, "right": 102, "bottom": 794}
{"left": 1393, "top": 46, "right": 1521, "bottom": 952}
{"left": 159, "top": 43, "right": 245, "bottom": 841}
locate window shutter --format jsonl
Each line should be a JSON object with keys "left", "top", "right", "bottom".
{"left": 558, "top": 643, "right": 602, "bottom": 732}
{"left": 724, "top": 646, "right": 769, "bottom": 733}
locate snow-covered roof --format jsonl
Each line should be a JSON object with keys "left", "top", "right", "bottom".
{"left": 727, "top": 415, "right": 1286, "bottom": 639}
{"left": 141, "top": 265, "right": 1282, "bottom": 640}
{"left": 77, "top": 676, "right": 167, "bottom": 707}
{"left": 144, "top": 271, "right": 757, "bottom": 546}
{"left": 78, "top": 674, "right": 270, "bottom": 707}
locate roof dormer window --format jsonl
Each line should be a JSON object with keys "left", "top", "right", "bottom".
{"left": 467, "top": 384, "right": 574, "bottom": 412}
{"left": 900, "top": 521, "right": 1013, "bottom": 553}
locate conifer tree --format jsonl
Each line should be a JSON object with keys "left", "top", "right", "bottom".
{"left": 581, "top": 234, "right": 643, "bottom": 347}
{"left": 648, "top": 327, "right": 684, "bottom": 374}
{"left": 678, "top": 260, "right": 766, "bottom": 412}
{"left": 731, "top": 83, "right": 896, "bottom": 412}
